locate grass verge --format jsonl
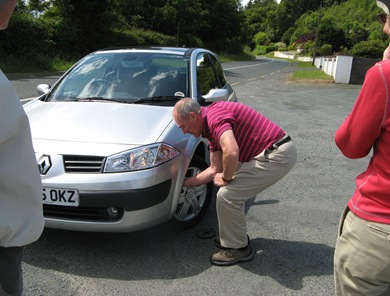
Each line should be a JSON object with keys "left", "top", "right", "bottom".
{"left": 290, "top": 60, "right": 334, "bottom": 82}
{"left": 267, "top": 53, "right": 334, "bottom": 82}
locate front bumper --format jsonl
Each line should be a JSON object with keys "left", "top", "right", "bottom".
{"left": 39, "top": 150, "right": 185, "bottom": 232}
{"left": 43, "top": 177, "right": 179, "bottom": 232}
{"left": 77, "top": 179, "right": 171, "bottom": 210}
{"left": 44, "top": 179, "right": 171, "bottom": 222}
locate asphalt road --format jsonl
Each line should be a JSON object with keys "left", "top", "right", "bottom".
{"left": 9, "top": 59, "right": 368, "bottom": 295}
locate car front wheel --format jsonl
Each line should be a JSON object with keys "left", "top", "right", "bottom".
{"left": 172, "top": 155, "right": 213, "bottom": 229}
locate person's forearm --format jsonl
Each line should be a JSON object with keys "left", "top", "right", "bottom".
{"left": 335, "top": 66, "right": 385, "bottom": 158}
{"left": 183, "top": 166, "right": 216, "bottom": 187}
{"left": 221, "top": 152, "right": 238, "bottom": 181}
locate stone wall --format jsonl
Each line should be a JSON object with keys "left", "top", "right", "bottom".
{"left": 349, "top": 57, "right": 380, "bottom": 85}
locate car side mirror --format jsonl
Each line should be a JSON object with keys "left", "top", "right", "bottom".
{"left": 202, "top": 88, "right": 229, "bottom": 103}
{"left": 37, "top": 84, "right": 51, "bottom": 95}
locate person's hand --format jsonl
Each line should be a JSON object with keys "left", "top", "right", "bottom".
{"left": 213, "top": 173, "right": 232, "bottom": 187}
{"left": 383, "top": 43, "right": 390, "bottom": 60}
{"left": 183, "top": 177, "right": 191, "bottom": 187}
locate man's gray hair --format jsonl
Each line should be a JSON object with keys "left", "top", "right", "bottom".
{"left": 176, "top": 98, "right": 201, "bottom": 120}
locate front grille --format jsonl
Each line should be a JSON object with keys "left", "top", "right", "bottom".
{"left": 43, "top": 205, "right": 124, "bottom": 222}
{"left": 63, "top": 155, "right": 105, "bottom": 173}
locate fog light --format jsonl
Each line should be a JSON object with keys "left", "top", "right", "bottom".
{"left": 106, "top": 207, "right": 119, "bottom": 218}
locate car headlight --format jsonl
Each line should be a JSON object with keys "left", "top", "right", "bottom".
{"left": 104, "top": 143, "right": 180, "bottom": 172}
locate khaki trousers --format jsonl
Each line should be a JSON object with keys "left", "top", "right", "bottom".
{"left": 216, "top": 140, "right": 297, "bottom": 249}
{"left": 334, "top": 207, "right": 390, "bottom": 296}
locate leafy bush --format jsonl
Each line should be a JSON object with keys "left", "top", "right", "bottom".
{"left": 302, "top": 40, "right": 315, "bottom": 56}
{"left": 254, "top": 45, "right": 267, "bottom": 55}
{"left": 207, "top": 38, "right": 243, "bottom": 54}
{"left": 265, "top": 44, "right": 278, "bottom": 53}
{"left": 128, "top": 29, "right": 176, "bottom": 46}
{"left": 349, "top": 40, "right": 385, "bottom": 59}
{"left": 254, "top": 32, "right": 270, "bottom": 46}
{"left": 275, "top": 42, "right": 287, "bottom": 51}
{"left": 0, "top": 55, "right": 71, "bottom": 73}
{"left": 0, "top": 13, "right": 47, "bottom": 57}
{"left": 319, "top": 44, "right": 333, "bottom": 56}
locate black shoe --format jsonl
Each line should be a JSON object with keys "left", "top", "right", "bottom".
{"left": 214, "top": 235, "right": 250, "bottom": 249}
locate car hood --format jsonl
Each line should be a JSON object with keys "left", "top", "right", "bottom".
{"left": 25, "top": 100, "right": 175, "bottom": 145}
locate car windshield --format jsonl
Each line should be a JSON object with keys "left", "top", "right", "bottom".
{"left": 45, "top": 52, "right": 189, "bottom": 103}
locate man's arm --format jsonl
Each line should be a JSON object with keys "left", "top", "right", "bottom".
{"left": 213, "top": 129, "right": 239, "bottom": 187}
{"left": 335, "top": 65, "right": 386, "bottom": 158}
{"left": 182, "top": 151, "right": 223, "bottom": 187}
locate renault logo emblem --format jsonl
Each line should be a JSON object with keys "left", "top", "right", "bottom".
{"left": 38, "top": 155, "right": 52, "bottom": 175}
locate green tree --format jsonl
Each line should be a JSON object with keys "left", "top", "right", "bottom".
{"left": 345, "top": 22, "right": 369, "bottom": 46}
{"left": 317, "top": 17, "right": 346, "bottom": 52}
{"left": 1, "top": 0, "right": 389, "bottom": 60}
{"left": 45, "top": 0, "right": 114, "bottom": 54}
{"left": 243, "top": 0, "right": 278, "bottom": 49}
{"left": 274, "top": 0, "right": 322, "bottom": 41}
{"left": 24, "top": 0, "right": 51, "bottom": 16}
{"left": 196, "top": 0, "right": 245, "bottom": 52}
{"left": 0, "top": 1, "right": 50, "bottom": 57}
{"left": 254, "top": 31, "right": 271, "bottom": 46}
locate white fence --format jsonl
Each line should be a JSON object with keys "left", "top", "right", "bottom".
{"left": 313, "top": 56, "right": 353, "bottom": 84}
{"left": 274, "top": 51, "right": 355, "bottom": 84}
{"left": 274, "top": 51, "right": 312, "bottom": 62}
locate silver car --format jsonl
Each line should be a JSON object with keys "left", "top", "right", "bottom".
{"left": 24, "top": 47, "right": 237, "bottom": 232}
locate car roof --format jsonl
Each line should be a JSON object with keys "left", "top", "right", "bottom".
{"left": 92, "top": 47, "right": 212, "bottom": 57}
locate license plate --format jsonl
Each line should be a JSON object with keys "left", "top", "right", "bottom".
{"left": 43, "top": 187, "right": 79, "bottom": 207}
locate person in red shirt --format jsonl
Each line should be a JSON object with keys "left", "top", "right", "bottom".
{"left": 173, "top": 98, "right": 297, "bottom": 266}
{"left": 333, "top": 1, "right": 390, "bottom": 294}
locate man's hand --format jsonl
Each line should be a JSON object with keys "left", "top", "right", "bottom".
{"left": 213, "top": 173, "right": 232, "bottom": 187}
{"left": 183, "top": 176, "right": 199, "bottom": 187}
{"left": 182, "top": 165, "right": 217, "bottom": 188}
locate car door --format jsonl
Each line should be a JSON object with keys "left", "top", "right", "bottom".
{"left": 195, "top": 52, "right": 233, "bottom": 104}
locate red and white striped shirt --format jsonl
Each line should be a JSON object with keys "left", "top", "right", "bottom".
{"left": 201, "top": 101, "right": 286, "bottom": 162}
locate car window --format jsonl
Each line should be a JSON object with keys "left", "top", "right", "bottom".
{"left": 209, "top": 54, "right": 227, "bottom": 86}
{"left": 141, "top": 57, "right": 188, "bottom": 98}
{"left": 196, "top": 53, "right": 220, "bottom": 96}
{"left": 48, "top": 56, "right": 110, "bottom": 101}
{"left": 46, "top": 52, "right": 189, "bottom": 102}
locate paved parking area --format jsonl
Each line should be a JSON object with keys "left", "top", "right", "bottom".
{"left": 19, "top": 66, "right": 374, "bottom": 295}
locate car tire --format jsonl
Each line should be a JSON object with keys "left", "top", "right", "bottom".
{"left": 171, "top": 155, "right": 213, "bottom": 229}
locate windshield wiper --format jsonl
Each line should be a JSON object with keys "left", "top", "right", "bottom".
{"left": 133, "top": 96, "right": 183, "bottom": 104}
{"left": 68, "top": 97, "right": 130, "bottom": 104}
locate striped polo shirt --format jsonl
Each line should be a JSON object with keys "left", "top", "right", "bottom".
{"left": 201, "top": 101, "right": 286, "bottom": 162}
